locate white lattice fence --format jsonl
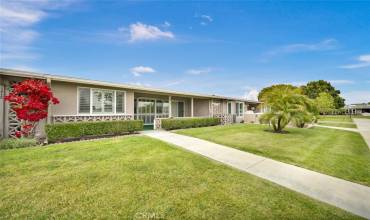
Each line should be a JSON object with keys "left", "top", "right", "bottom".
{"left": 52, "top": 115, "right": 133, "bottom": 123}
{"left": 8, "top": 108, "right": 22, "bottom": 138}
{"left": 214, "top": 114, "right": 233, "bottom": 125}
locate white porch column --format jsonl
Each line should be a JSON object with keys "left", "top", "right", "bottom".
{"left": 191, "top": 97, "right": 194, "bottom": 117}
{"left": 169, "top": 96, "right": 172, "bottom": 117}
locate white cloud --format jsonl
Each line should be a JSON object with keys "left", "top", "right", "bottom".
{"left": 0, "top": 0, "right": 72, "bottom": 62}
{"left": 163, "top": 21, "right": 171, "bottom": 28}
{"left": 127, "top": 22, "right": 174, "bottom": 42}
{"left": 342, "top": 91, "right": 370, "bottom": 104}
{"left": 186, "top": 67, "right": 213, "bottom": 75}
{"left": 329, "top": 80, "right": 354, "bottom": 85}
{"left": 199, "top": 14, "right": 213, "bottom": 26}
{"left": 244, "top": 89, "right": 259, "bottom": 101}
{"left": 340, "top": 54, "right": 370, "bottom": 69}
{"left": 264, "top": 39, "right": 338, "bottom": 59}
{"left": 130, "top": 66, "right": 156, "bottom": 76}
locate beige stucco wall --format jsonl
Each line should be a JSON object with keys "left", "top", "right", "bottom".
{"left": 172, "top": 97, "right": 191, "bottom": 117}
{"left": 51, "top": 81, "right": 137, "bottom": 116}
{"left": 194, "top": 99, "right": 210, "bottom": 117}
{"left": 126, "top": 91, "right": 134, "bottom": 115}
{"left": 51, "top": 81, "right": 78, "bottom": 115}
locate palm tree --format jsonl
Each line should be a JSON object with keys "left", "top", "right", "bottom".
{"left": 259, "top": 86, "right": 313, "bottom": 132}
{"left": 292, "top": 98, "right": 317, "bottom": 128}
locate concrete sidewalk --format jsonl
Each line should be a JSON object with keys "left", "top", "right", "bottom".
{"left": 354, "top": 118, "right": 370, "bottom": 149}
{"left": 313, "top": 124, "right": 359, "bottom": 132}
{"left": 144, "top": 130, "right": 370, "bottom": 219}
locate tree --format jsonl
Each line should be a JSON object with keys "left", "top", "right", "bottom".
{"left": 292, "top": 98, "right": 318, "bottom": 128}
{"left": 259, "top": 86, "right": 312, "bottom": 132}
{"left": 258, "top": 84, "right": 299, "bottom": 101}
{"left": 315, "top": 92, "right": 335, "bottom": 114}
{"left": 301, "top": 80, "right": 345, "bottom": 109}
{"left": 4, "top": 79, "right": 59, "bottom": 138}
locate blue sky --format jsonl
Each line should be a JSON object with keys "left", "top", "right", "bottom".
{"left": 1, "top": 1, "right": 369, "bottom": 104}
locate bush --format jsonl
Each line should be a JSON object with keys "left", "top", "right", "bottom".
{"left": 46, "top": 120, "right": 144, "bottom": 143}
{"left": 0, "top": 138, "right": 38, "bottom": 150}
{"left": 161, "top": 117, "right": 220, "bottom": 130}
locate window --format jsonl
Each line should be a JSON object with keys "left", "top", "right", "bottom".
{"left": 240, "top": 103, "right": 244, "bottom": 116}
{"left": 236, "top": 102, "right": 244, "bottom": 116}
{"left": 155, "top": 100, "right": 169, "bottom": 115}
{"left": 78, "top": 88, "right": 125, "bottom": 114}
{"left": 78, "top": 88, "right": 90, "bottom": 113}
{"left": 227, "top": 102, "right": 232, "bottom": 114}
{"left": 116, "top": 91, "right": 125, "bottom": 113}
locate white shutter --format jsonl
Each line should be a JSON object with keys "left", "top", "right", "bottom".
{"left": 78, "top": 88, "right": 90, "bottom": 113}
{"left": 115, "top": 91, "right": 125, "bottom": 113}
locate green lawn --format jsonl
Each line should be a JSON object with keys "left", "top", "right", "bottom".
{"left": 176, "top": 124, "right": 370, "bottom": 186}
{"left": 317, "top": 122, "right": 357, "bottom": 128}
{"left": 354, "top": 115, "right": 370, "bottom": 120}
{"left": 0, "top": 136, "right": 359, "bottom": 219}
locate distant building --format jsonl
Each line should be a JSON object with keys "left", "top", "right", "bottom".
{"left": 344, "top": 103, "right": 370, "bottom": 115}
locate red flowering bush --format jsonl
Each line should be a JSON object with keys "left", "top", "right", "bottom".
{"left": 4, "top": 79, "right": 59, "bottom": 137}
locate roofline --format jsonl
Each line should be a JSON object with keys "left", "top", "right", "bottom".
{"left": 0, "top": 68, "right": 261, "bottom": 103}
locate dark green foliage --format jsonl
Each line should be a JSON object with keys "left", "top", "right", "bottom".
{"left": 0, "top": 138, "right": 38, "bottom": 150}
{"left": 46, "top": 120, "right": 143, "bottom": 143}
{"left": 301, "top": 80, "right": 345, "bottom": 109}
{"left": 161, "top": 117, "right": 220, "bottom": 130}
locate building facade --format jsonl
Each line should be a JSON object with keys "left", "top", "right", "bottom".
{"left": 0, "top": 68, "right": 260, "bottom": 138}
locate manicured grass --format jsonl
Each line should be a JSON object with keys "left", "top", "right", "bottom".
{"left": 354, "top": 115, "right": 370, "bottom": 120}
{"left": 176, "top": 124, "right": 370, "bottom": 186}
{"left": 0, "top": 136, "right": 359, "bottom": 219}
{"left": 317, "top": 122, "right": 357, "bottom": 128}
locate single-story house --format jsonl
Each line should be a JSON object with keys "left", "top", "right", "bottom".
{"left": 344, "top": 103, "right": 370, "bottom": 115}
{"left": 0, "top": 68, "right": 261, "bottom": 138}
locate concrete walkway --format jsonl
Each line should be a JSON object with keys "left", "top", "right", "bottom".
{"left": 313, "top": 124, "right": 359, "bottom": 132}
{"left": 144, "top": 130, "right": 370, "bottom": 219}
{"left": 354, "top": 118, "right": 370, "bottom": 148}
{"left": 319, "top": 120, "right": 355, "bottom": 124}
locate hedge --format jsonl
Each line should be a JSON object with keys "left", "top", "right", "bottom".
{"left": 161, "top": 117, "right": 220, "bottom": 130}
{"left": 46, "top": 120, "right": 143, "bottom": 143}
{"left": 0, "top": 138, "right": 38, "bottom": 150}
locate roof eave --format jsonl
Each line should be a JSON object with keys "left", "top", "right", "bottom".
{"left": 0, "top": 68, "right": 261, "bottom": 103}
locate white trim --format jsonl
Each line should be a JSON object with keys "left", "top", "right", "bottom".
{"left": 1, "top": 68, "right": 261, "bottom": 104}
{"left": 227, "top": 101, "right": 232, "bottom": 114}
{"left": 124, "top": 91, "right": 127, "bottom": 115}
{"left": 191, "top": 97, "right": 194, "bottom": 117}
{"left": 236, "top": 101, "right": 244, "bottom": 117}
{"left": 54, "top": 114, "right": 131, "bottom": 117}
{"left": 169, "top": 96, "right": 172, "bottom": 117}
{"left": 77, "top": 86, "right": 126, "bottom": 115}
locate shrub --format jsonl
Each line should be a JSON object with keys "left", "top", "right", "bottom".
{"left": 0, "top": 138, "right": 38, "bottom": 150}
{"left": 161, "top": 117, "right": 220, "bottom": 130}
{"left": 46, "top": 120, "right": 143, "bottom": 143}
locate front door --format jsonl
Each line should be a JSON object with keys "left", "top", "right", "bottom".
{"left": 178, "top": 101, "right": 184, "bottom": 117}
{"left": 136, "top": 98, "right": 155, "bottom": 125}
